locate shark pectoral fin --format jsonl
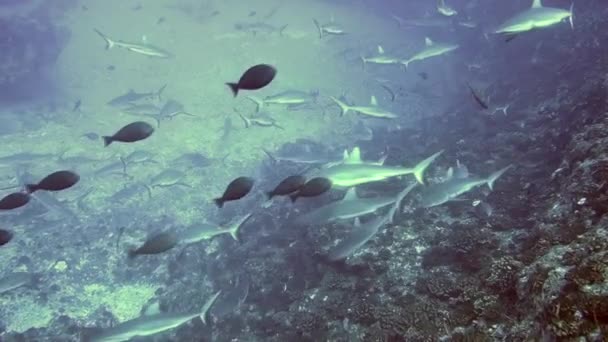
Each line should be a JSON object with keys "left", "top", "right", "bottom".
{"left": 246, "top": 96, "right": 264, "bottom": 112}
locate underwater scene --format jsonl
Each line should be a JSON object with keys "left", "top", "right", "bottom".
{"left": 0, "top": 0, "right": 605, "bottom": 340}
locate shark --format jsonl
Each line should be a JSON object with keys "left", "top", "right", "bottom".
{"left": 296, "top": 182, "right": 417, "bottom": 226}
{"left": 179, "top": 213, "right": 252, "bottom": 244}
{"left": 313, "top": 19, "right": 346, "bottom": 38}
{"left": 247, "top": 90, "right": 318, "bottom": 112}
{"left": 419, "top": 162, "right": 512, "bottom": 208}
{"left": 437, "top": 0, "right": 458, "bottom": 16}
{"left": 311, "top": 147, "right": 443, "bottom": 188}
{"left": 401, "top": 37, "right": 459, "bottom": 70}
{"left": 494, "top": 0, "right": 574, "bottom": 35}
{"left": 361, "top": 46, "right": 404, "bottom": 69}
{"left": 94, "top": 29, "right": 173, "bottom": 58}
{"left": 90, "top": 290, "right": 221, "bottom": 342}
{"left": 329, "top": 95, "right": 398, "bottom": 119}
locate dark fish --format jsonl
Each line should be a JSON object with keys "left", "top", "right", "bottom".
{"left": 290, "top": 177, "right": 332, "bottom": 202}
{"left": 128, "top": 232, "right": 178, "bottom": 258}
{"left": 418, "top": 72, "right": 428, "bottom": 80}
{"left": 157, "top": 17, "right": 166, "bottom": 25}
{"left": 103, "top": 121, "right": 155, "bottom": 146}
{"left": 226, "top": 64, "right": 277, "bottom": 97}
{"left": 505, "top": 34, "right": 518, "bottom": 43}
{"left": 248, "top": 11, "right": 256, "bottom": 17}
{"left": 467, "top": 83, "right": 489, "bottom": 109}
{"left": 0, "top": 192, "right": 30, "bottom": 210}
{"left": 0, "top": 229, "right": 12, "bottom": 246}
{"left": 72, "top": 100, "right": 82, "bottom": 112}
{"left": 266, "top": 175, "right": 306, "bottom": 199}
{"left": 214, "top": 176, "right": 254, "bottom": 208}
{"left": 81, "top": 132, "right": 99, "bottom": 141}
{"left": 25, "top": 171, "right": 80, "bottom": 193}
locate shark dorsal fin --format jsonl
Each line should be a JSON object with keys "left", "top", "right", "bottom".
{"left": 531, "top": 0, "right": 542, "bottom": 8}
{"left": 446, "top": 167, "right": 453, "bottom": 180}
{"left": 344, "top": 188, "right": 358, "bottom": 201}
{"left": 454, "top": 161, "right": 469, "bottom": 179}
{"left": 344, "top": 147, "right": 362, "bottom": 164}
{"left": 377, "top": 45, "right": 384, "bottom": 54}
{"left": 370, "top": 95, "right": 378, "bottom": 106}
{"left": 425, "top": 37, "right": 433, "bottom": 46}
{"left": 353, "top": 217, "right": 361, "bottom": 227}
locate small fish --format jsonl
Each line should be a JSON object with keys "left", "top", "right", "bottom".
{"left": 171, "top": 153, "right": 212, "bottom": 168}
{"left": 128, "top": 232, "right": 178, "bottom": 258}
{"left": 266, "top": 175, "right": 306, "bottom": 199}
{"left": 226, "top": 64, "right": 277, "bottom": 97}
{"left": 0, "top": 192, "right": 30, "bottom": 210}
{"left": 313, "top": 19, "right": 346, "bottom": 38}
{"left": 467, "top": 83, "right": 489, "bottom": 110}
{"left": 214, "top": 177, "right": 255, "bottom": 208}
{"left": 418, "top": 72, "right": 428, "bottom": 80}
{"left": 236, "top": 111, "right": 283, "bottom": 130}
{"left": 380, "top": 84, "right": 396, "bottom": 101}
{"left": 81, "top": 132, "right": 99, "bottom": 141}
{"left": 25, "top": 171, "right": 80, "bottom": 193}
{"left": 248, "top": 11, "right": 256, "bottom": 16}
{"left": 0, "top": 229, "right": 12, "bottom": 246}
{"left": 103, "top": 121, "right": 155, "bottom": 146}
{"left": 72, "top": 99, "right": 82, "bottom": 112}
{"left": 290, "top": 177, "right": 332, "bottom": 202}
{"left": 234, "top": 22, "right": 288, "bottom": 36}
{"left": 157, "top": 17, "right": 166, "bottom": 25}
{"left": 150, "top": 169, "right": 189, "bottom": 188}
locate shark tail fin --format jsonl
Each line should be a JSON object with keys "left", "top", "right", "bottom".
{"left": 487, "top": 165, "right": 512, "bottom": 190}
{"left": 94, "top": 29, "right": 114, "bottom": 50}
{"left": 411, "top": 150, "right": 444, "bottom": 184}
{"left": 156, "top": 84, "right": 167, "bottom": 101}
{"left": 313, "top": 19, "right": 323, "bottom": 38}
{"left": 200, "top": 290, "right": 222, "bottom": 325}
{"left": 246, "top": 96, "right": 264, "bottom": 112}
{"left": 229, "top": 224, "right": 240, "bottom": 241}
{"left": 360, "top": 56, "right": 366, "bottom": 70}
{"left": 569, "top": 2, "right": 574, "bottom": 29}
{"left": 329, "top": 96, "right": 349, "bottom": 116}
{"left": 279, "top": 24, "right": 288, "bottom": 36}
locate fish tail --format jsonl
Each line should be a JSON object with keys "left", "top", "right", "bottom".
{"left": 24, "top": 184, "right": 36, "bottom": 194}
{"left": 226, "top": 83, "right": 239, "bottom": 97}
{"left": 329, "top": 96, "right": 349, "bottom": 117}
{"left": 313, "top": 19, "right": 323, "bottom": 38}
{"left": 156, "top": 84, "right": 167, "bottom": 101}
{"left": 213, "top": 197, "right": 224, "bottom": 208}
{"left": 487, "top": 165, "right": 512, "bottom": 190}
{"left": 94, "top": 29, "right": 114, "bottom": 50}
{"left": 266, "top": 191, "right": 275, "bottom": 200}
{"left": 279, "top": 24, "right": 288, "bottom": 36}
{"left": 569, "top": 2, "right": 574, "bottom": 29}
{"left": 360, "top": 55, "right": 366, "bottom": 70}
{"left": 411, "top": 150, "right": 444, "bottom": 184}
{"left": 400, "top": 60, "right": 409, "bottom": 71}
{"left": 246, "top": 96, "right": 264, "bottom": 112}
{"left": 261, "top": 148, "right": 277, "bottom": 164}
{"left": 127, "top": 249, "right": 137, "bottom": 259}
{"left": 229, "top": 224, "right": 240, "bottom": 241}
{"left": 102, "top": 136, "right": 113, "bottom": 147}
